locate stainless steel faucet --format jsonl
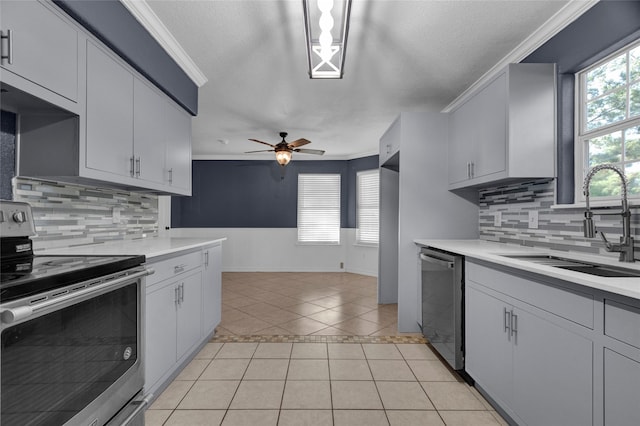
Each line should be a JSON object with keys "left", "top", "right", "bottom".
{"left": 583, "top": 164, "right": 635, "bottom": 262}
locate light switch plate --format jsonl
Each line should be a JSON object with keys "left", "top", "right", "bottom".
{"left": 528, "top": 211, "right": 539, "bottom": 229}
{"left": 494, "top": 212, "right": 501, "bottom": 227}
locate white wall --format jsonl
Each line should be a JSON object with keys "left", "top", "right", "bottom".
{"left": 170, "top": 227, "right": 378, "bottom": 276}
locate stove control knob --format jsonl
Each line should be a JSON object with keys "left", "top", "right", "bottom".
{"left": 12, "top": 211, "right": 26, "bottom": 223}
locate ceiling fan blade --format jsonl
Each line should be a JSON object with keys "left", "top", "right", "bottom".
{"left": 295, "top": 148, "right": 325, "bottom": 155}
{"left": 288, "top": 138, "right": 311, "bottom": 148}
{"left": 249, "top": 138, "right": 276, "bottom": 148}
{"left": 244, "top": 149, "right": 275, "bottom": 153}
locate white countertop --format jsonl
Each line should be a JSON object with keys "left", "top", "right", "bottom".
{"left": 414, "top": 239, "right": 640, "bottom": 300}
{"left": 42, "top": 237, "right": 226, "bottom": 260}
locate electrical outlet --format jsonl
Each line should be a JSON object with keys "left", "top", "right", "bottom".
{"left": 493, "top": 212, "right": 501, "bottom": 227}
{"left": 340, "top": 262, "right": 344, "bottom": 269}
{"left": 528, "top": 211, "right": 539, "bottom": 229}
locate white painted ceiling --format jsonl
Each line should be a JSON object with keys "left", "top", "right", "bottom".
{"left": 144, "top": 0, "right": 574, "bottom": 161}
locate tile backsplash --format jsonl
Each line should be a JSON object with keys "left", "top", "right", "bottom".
{"left": 10, "top": 175, "right": 639, "bottom": 258}
{"left": 479, "top": 178, "right": 640, "bottom": 259}
{"left": 13, "top": 177, "right": 158, "bottom": 251}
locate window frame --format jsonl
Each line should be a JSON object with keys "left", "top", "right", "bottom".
{"left": 574, "top": 39, "right": 640, "bottom": 204}
{"left": 355, "top": 169, "right": 379, "bottom": 246}
{"left": 296, "top": 173, "right": 341, "bottom": 245}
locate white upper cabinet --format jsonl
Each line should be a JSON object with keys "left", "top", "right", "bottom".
{"left": 448, "top": 63, "right": 556, "bottom": 190}
{"left": 8, "top": 1, "right": 193, "bottom": 196}
{"left": 86, "top": 42, "right": 135, "bottom": 180}
{"left": 134, "top": 78, "right": 169, "bottom": 186}
{"left": 164, "top": 100, "right": 192, "bottom": 194}
{"left": 0, "top": 0, "right": 78, "bottom": 105}
{"left": 379, "top": 117, "right": 401, "bottom": 167}
{"left": 85, "top": 41, "right": 191, "bottom": 194}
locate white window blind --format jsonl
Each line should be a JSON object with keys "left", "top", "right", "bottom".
{"left": 357, "top": 169, "right": 379, "bottom": 245}
{"left": 297, "top": 174, "right": 341, "bottom": 244}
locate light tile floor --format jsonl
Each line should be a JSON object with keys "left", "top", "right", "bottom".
{"left": 145, "top": 272, "right": 508, "bottom": 425}
{"left": 217, "top": 272, "right": 406, "bottom": 336}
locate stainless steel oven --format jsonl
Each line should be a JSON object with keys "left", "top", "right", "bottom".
{"left": 420, "top": 247, "right": 464, "bottom": 371}
{"left": 0, "top": 201, "right": 153, "bottom": 426}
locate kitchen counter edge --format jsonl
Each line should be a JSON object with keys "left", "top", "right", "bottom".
{"left": 414, "top": 239, "right": 640, "bottom": 301}
{"left": 41, "top": 237, "right": 227, "bottom": 260}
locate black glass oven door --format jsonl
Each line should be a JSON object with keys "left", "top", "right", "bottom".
{"left": 1, "top": 282, "right": 138, "bottom": 426}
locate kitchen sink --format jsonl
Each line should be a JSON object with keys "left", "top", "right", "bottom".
{"left": 502, "top": 254, "right": 640, "bottom": 278}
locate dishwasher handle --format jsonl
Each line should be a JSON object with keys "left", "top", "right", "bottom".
{"left": 420, "top": 253, "right": 455, "bottom": 269}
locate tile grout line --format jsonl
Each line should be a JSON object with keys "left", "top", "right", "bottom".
{"left": 275, "top": 343, "right": 293, "bottom": 425}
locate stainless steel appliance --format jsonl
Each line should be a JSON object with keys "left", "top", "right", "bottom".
{"left": 420, "top": 247, "right": 464, "bottom": 371}
{"left": 0, "top": 201, "right": 153, "bottom": 426}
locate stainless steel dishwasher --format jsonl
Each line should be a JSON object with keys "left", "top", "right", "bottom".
{"left": 420, "top": 247, "right": 464, "bottom": 371}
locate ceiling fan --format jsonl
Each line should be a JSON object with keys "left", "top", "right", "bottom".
{"left": 246, "top": 132, "right": 325, "bottom": 166}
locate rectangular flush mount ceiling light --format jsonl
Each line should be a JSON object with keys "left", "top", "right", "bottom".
{"left": 302, "top": 0, "right": 352, "bottom": 79}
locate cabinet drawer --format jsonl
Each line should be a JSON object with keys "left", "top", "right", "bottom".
{"left": 605, "top": 299, "right": 640, "bottom": 349}
{"left": 147, "top": 250, "right": 202, "bottom": 286}
{"left": 467, "top": 261, "right": 594, "bottom": 328}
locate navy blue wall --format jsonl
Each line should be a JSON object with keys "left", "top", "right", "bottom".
{"left": 171, "top": 156, "right": 379, "bottom": 228}
{"left": 523, "top": 0, "right": 640, "bottom": 204}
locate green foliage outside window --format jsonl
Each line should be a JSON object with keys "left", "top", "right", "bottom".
{"left": 582, "top": 44, "right": 640, "bottom": 198}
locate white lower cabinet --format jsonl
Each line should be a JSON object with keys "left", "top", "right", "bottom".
{"left": 175, "top": 272, "right": 204, "bottom": 359}
{"left": 466, "top": 262, "right": 593, "bottom": 426}
{"left": 511, "top": 307, "right": 592, "bottom": 426}
{"left": 603, "top": 348, "right": 640, "bottom": 426}
{"left": 145, "top": 269, "right": 202, "bottom": 392}
{"left": 144, "top": 247, "right": 222, "bottom": 397}
{"left": 466, "top": 286, "right": 513, "bottom": 410}
{"left": 145, "top": 277, "right": 178, "bottom": 390}
{"left": 202, "top": 243, "right": 222, "bottom": 335}
{"left": 602, "top": 298, "right": 640, "bottom": 426}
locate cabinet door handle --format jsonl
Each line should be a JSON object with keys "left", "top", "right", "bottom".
{"left": 204, "top": 251, "right": 209, "bottom": 267}
{"left": 503, "top": 307, "right": 511, "bottom": 339}
{"left": 1, "top": 30, "right": 13, "bottom": 65}
{"left": 386, "top": 144, "right": 391, "bottom": 154}
{"left": 168, "top": 168, "right": 173, "bottom": 184}
{"left": 470, "top": 161, "right": 475, "bottom": 178}
{"left": 511, "top": 311, "right": 518, "bottom": 342}
{"left": 130, "top": 157, "right": 135, "bottom": 177}
{"left": 179, "top": 283, "right": 184, "bottom": 303}
{"left": 174, "top": 286, "right": 179, "bottom": 306}
{"left": 135, "top": 157, "right": 141, "bottom": 177}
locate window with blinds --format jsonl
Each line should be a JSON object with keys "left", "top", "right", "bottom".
{"left": 356, "top": 169, "right": 379, "bottom": 245}
{"left": 297, "top": 174, "right": 341, "bottom": 244}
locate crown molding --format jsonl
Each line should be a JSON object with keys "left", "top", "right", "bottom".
{"left": 120, "top": 0, "right": 208, "bottom": 87}
{"left": 442, "top": 0, "right": 598, "bottom": 113}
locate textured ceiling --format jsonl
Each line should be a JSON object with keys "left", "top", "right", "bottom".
{"left": 145, "top": 0, "right": 570, "bottom": 160}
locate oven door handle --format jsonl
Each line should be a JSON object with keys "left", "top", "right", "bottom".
{"left": 120, "top": 394, "right": 153, "bottom": 426}
{"left": 1, "top": 267, "right": 154, "bottom": 324}
{"left": 420, "top": 253, "right": 455, "bottom": 269}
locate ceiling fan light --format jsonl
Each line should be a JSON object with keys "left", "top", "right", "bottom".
{"left": 276, "top": 150, "right": 292, "bottom": 166}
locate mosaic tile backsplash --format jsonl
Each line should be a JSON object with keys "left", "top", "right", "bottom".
{"left": 9, "top": 174, "right": 638, "bottom": 258}
{"left": 12, "top": 177, "right": 158, "bottom": 251}
{"left": 479, "top": 178, "right": 640, "bottom": 260}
